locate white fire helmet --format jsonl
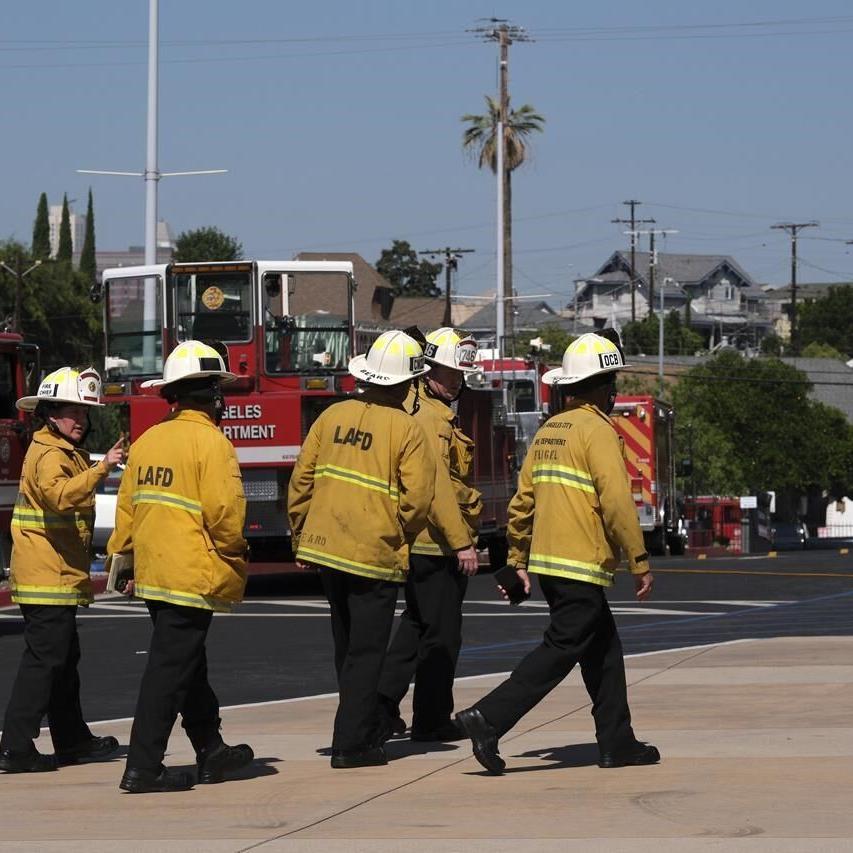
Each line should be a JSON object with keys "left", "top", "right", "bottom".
{"left": 348, "top": 330, "right": 431, "bottom": 386}
{"left": 141, "top": 340, "right": 237, "bottom": 391}
{"left": 423, "top": 327, "right": 479, "bottom": 374}
{"left": 542, "top": 333, "right": 631, "bottom": 386}
{"left": 17, "top": 366, "right": 105, "bottom": 412}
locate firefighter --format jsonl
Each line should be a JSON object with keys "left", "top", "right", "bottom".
{"left": 288, "top": 330, "right": 435, "bottom": 768}
{"left": 0, "top": 367, "right": 124, "bottom": 773}
{"left": 456, "top": 333, "right": 660, "bottom": 774}
{"left": 110, "top": 340, "right": 253, "bottom": 793}
{"left": 378, "top": 327, "right": 482, "bottom": 742}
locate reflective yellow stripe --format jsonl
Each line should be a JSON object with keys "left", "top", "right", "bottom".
{"left": 132, "top": 489, "right": 203, "bottom": 515}
{"left": 527, "top": 552, "right": 614, "bottom": 586}
{"left": 297, "top": 544, "right": 405, "bottom": 582}
{"left": 410, "top": 541, "right": 446, "bottom": 556}
{"left": 11, "top": 506, "right": 90, "bottom": 530}
{"left": 134, "top": 583, "right": 233, "bottom": 613}
{"left": 10, "top": 584, "right": 93, "bottom": 606}
{"left": 531, "top": 463, "right": 595, "bottom": 494}
{"left": 315, "top": 464, "right": 400, "bottom": 500}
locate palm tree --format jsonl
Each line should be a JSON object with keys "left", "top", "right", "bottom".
{"left": 462, "top": 96, "right": 545, "bottom": 340}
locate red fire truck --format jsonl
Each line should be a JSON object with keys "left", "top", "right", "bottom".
{"left": 609, "top": 395, "right": 685, "bottom": 555}
{"left": 0, "top": 333, "right": 40, "bottom": 570}
{"left": 98, "top": 259, "right": 358, "bottom": 571}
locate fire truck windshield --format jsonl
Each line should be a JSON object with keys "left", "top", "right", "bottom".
{"left": 175, "top": 270, "right": 252, "bottom": 343}
{"left": 105, "top": 275, "right": 164, "bottom": 377}
{"left": 263, "top": 271, "right": 351, "bottom": 373}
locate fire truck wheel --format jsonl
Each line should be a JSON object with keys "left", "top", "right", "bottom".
{"left": 667, "top": 534, "right": 685, "bottom": 556}
{"left": 647, "top": 528, "right": 667, "bottom": 558}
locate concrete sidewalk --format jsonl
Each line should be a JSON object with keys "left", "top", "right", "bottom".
{"left": 2, "top": 636, "right": 852, "bottom": 851}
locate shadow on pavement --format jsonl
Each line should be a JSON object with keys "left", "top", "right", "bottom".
{"left": 509, "top": 741, "right": 600, "bottom": 770}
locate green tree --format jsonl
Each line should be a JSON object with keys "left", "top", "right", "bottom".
{"left": 31, "top": 193, "right": 50, "bottom": 260}
{"left": 800, "top": 341, "right": 846, "bottom": 360}
{"left": 462, "top": 96, "right": 545, "bottom": 335}
{"left": 79, "top": 188, "right": 97, "bottom": 282}
{"left": 760, "top": 332, "right": 784, "bottom": 356}
{"left": 376, "top": 240, "right": 442, "bottom": 298}
{"left": 0, "top": 239, "right": 102, "bottom": 369}
{"left": 57, "top": 193, "right": 73, "bottom": 262}
{"left": 799, "top": 286, "right": 853, "bottom": 356}
{"left": 622, "top": 311, "right": 703, "bottom": 356}
{"left": 671, "top": 351, "right": 853, "bottom": 498}
{"left": 173, "top": 226, "right": 243, "bottom": 262}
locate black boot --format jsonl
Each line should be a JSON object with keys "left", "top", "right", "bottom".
{"left": 197, "top": 742, "right": 254, "bottom": 784}
{"left": 56, "top": 735, "right": 120, "bottom": 766}
{"left": 0, "top": 747, "right": 57, "bottom": 773}
{"left": 330, "top": 746, "right": 388, "bottom": 769}
{"left": 456, "top": 708, "right": 505, "bottom": 775}
{"left": 598, "top": 741, "right": 661, "bottom": 768}
{"left": 119, "top": 766, "right": 194, "bottom": 793}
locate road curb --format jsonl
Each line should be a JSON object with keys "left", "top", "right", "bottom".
{"left": 0, "top": 574, "right": 108, "bottom": 608}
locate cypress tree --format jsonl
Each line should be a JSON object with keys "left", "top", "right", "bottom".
{"left": 79, "top": 188, "right": 96, "bottom": 280}
{"left": 57, "top": 193, "right": 73, "bottom": 262}
{"left": 31, "top": 193, "right": 50, "bottom": 259}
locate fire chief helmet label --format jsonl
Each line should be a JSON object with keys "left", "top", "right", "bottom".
{"left": 38, "top": 383, "right": 59, "bottom": 398}
{"left": 598, "top": 351, "right": 622, "bottom": 369}
{"left": 409, "top": 355, "right": 425, "bottom": 373}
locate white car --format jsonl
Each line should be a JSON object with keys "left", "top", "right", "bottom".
{"left": 91, "top": 453, "right": 124, "bottom": 553}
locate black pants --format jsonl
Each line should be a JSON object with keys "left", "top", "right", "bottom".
{"left": 126, "top": 601, "right": 221, "bottom": 774}
{"left": 378, "top": 554, "right": 468, "bottom": 731}
{"left": 319, "top": 566, "right": 399, "bottom": 752}
{"left": 475, "top": 575, "right": 635, "bottom": 752}
{"left": 1, "top": 604, "right": 92, "bottom": 754}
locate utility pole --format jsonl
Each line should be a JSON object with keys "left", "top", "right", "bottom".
{"left": 627, "top": 228, "right": 678, "bottom": 320}
{"left": 78, "top": 0, "right": 227, "bottom": 372}
{"left": 419, "top": 248, "right": 475, "bottom": 327}
{"left": 0, "top": 256, "right": 42, "bottom": 333}
{"left": 470, "top": 18, "right": 531, "bottom": 352}
{"left": 771, "top": 221, "right": 818, "bottom": 355}
{"left": 611, "top": 199, "right": 655, "bottom": 322}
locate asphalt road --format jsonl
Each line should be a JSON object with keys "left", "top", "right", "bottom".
{"left": 1, "top": 549, "right": 851, "bottom": 724}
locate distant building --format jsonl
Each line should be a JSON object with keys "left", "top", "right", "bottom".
{"left": 572, "top": 251, "right": 774, "bottom": 350}
{"left": 763, "top": 281, "right": 853, "bottom": 340}
{"left": 48, "top": 203, "right": 86, "bottom": 257}
{"left": 95, "top": 220, "right": 176, "bottom": 279}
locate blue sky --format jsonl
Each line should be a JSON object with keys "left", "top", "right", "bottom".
{"left": 3, "top": 1, "right": 853, "bottom": 304}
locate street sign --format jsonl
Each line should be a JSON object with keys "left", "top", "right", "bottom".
{"left": 739, "top": 495, "right": 758, "bottom": 509}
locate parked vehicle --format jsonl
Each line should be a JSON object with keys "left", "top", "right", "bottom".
{"left": 98, "top": 259, "right": 358, "bottom": 572}
{"left": 769, "top": 520, "right": 807, "bottom": 551}
{"left": 90, "top": 453, "right": 124, "bottom": 553}
{"left": 0, "top": 333, "right": 39, "bottom": 571}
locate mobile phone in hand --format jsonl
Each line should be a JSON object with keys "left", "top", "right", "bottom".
{"left": 493, "top": 564, "right": 529, "bottom": 606}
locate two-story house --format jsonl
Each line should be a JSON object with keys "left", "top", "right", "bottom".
{"left": 572, "top": 251, "right": 774, "bottom": 349}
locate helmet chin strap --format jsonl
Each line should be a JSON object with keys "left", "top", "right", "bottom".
{"left": 212, "top": 387, "right": 226, "bottom": 425}
{"left": 424, "top": 372, "right": 463, "bottom": 405}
